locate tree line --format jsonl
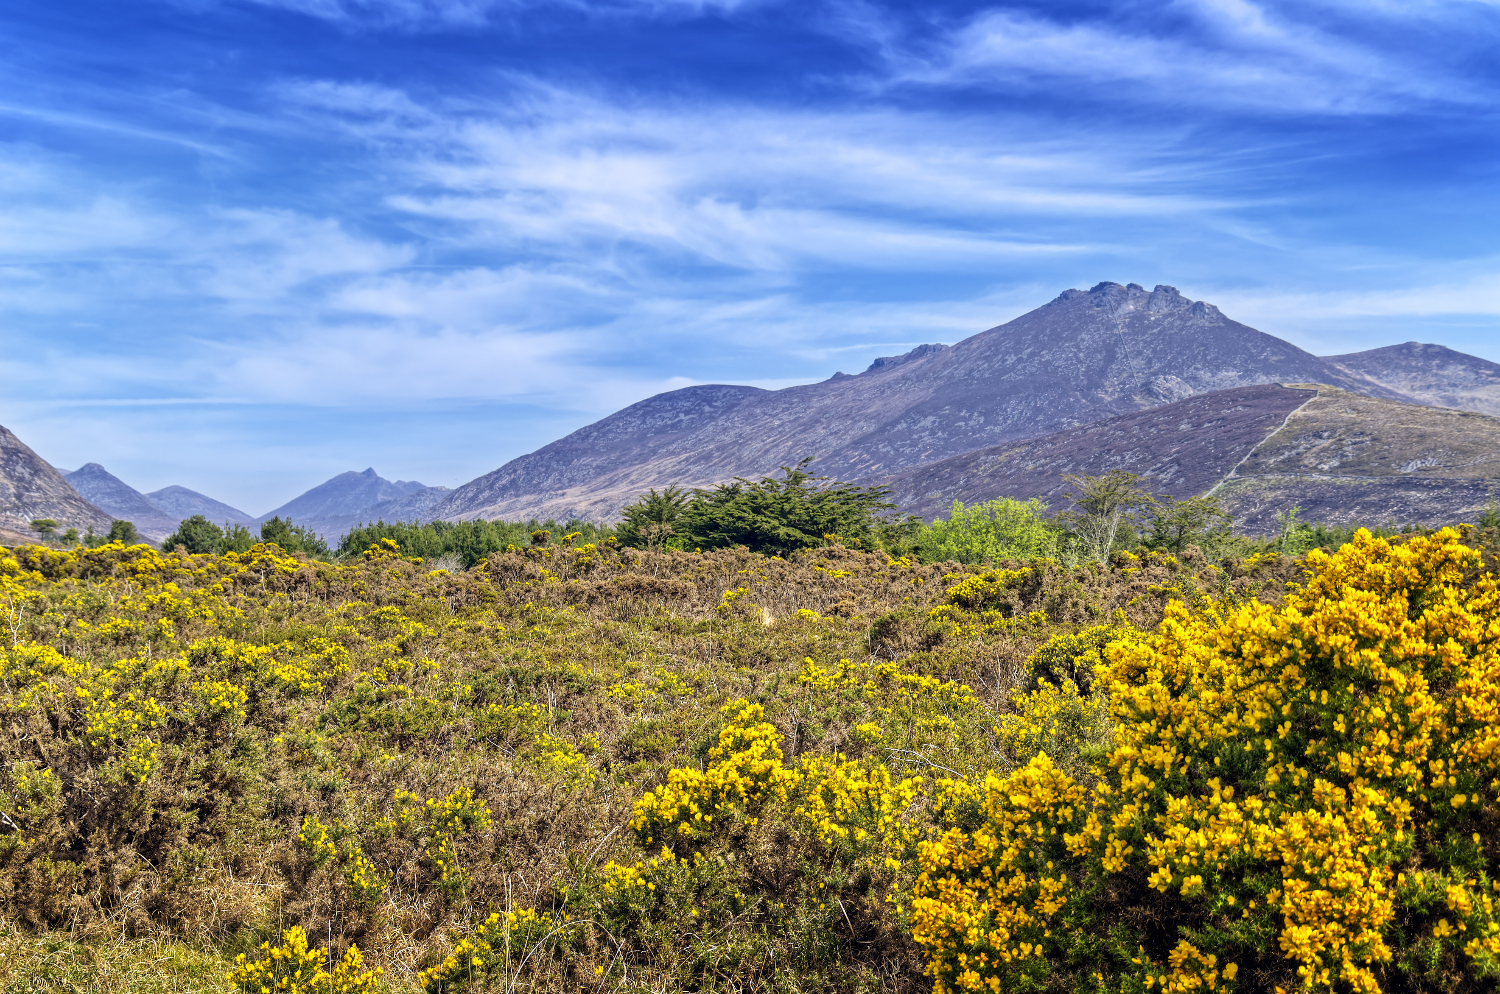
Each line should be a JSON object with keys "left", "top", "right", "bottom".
{"left": 28, "top": 461, "right": 1498, "bottom": 566}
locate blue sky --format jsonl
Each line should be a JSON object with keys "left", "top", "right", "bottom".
{"left": 3, "top": 0, "right": 1499, "bottom": 514}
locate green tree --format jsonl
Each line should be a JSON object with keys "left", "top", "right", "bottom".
{"left": 59, "top": 527, "right": 79, "bottom": 546}
{"left": 260, "top": 517, "right": 330, "bottom": 558}
{"left": 1060, "top": 471, "right": 1155, "bottom": 565}
{"left": 1144, "top": 494, "right": 1232, "bottom": 555}
{"left": 1275, "top": 505, "right": 1311, "bottom": 556}
{"left": 336, "top": 517, "right": 615, "bottom": 568}
{"left": 680, "top": 459, "right": 896, "bottom": 557}
{"left": 617, "top": 486, "right": 691, "bottom": 551}
{"left": 161, "top": 515, "right": 222, "bottom": 554}
{"left": 29, "top": 519, "right": 57, "bottom": 537}
{"left": 107, "top": 520, "right": 141, "bottom": 545}
{"left": 917, "top": 498, "right": 1057, "bottom": 564}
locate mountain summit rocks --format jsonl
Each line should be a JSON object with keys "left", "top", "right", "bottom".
{"left": 430, "top": 282, "right": 1421, "bottom": 523}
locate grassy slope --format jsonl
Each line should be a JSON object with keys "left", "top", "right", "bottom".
{"left": 0, "top": 539, "right": 1302, "bottom": 993}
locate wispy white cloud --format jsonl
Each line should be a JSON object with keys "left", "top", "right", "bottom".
{"left": 867, "top": 1, "right": 1482, "bottom": 114}
{"left": 216, "top": 0, "right": 765, "bottom": 28}
{"left": 280, "top": 77, "right": 1231, "bottom": 275}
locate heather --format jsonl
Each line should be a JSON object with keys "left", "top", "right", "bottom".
{"left": 0, "top": 525, "right": 1498, "bottom": 993}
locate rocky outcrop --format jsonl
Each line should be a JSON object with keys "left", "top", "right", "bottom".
{"left": 433, "top": 282, "right": 1413, "bottom": 522}
{"left": 0, "top": 427, "right": 112, "bottom": 536}
{"left": 63, "top": 464, "right": 180, "bottom": 542}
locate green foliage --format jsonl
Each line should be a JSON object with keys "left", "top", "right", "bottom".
{"left": 161, "top": 515, "right": 224, "bottom": 554}
{"left": 1060, "top": 470, "right": 1155, "bottom": 565}
{"left": 616, "top": 486, "right": 691, "bottom": 551}
{"left": 1480, "top": 490, "right": 1500, "bottom": 530}
{"left": 163, "top": 515, "right": 339, "bottom": 559}
{"left": 677, "top": 458, "right": 897, "bottom": 556}
{"left": 1143, "top": 493, "right": 1232, "bottom": 554}
{"left": 106, "top": 520, "right": 140, "bottom": 545}
{"left": 337, "top": 517, "right": 614, "bottom": 567}
{"left": 916, "top": 498, "right": 1057, "bottom": 564}
{"left": 28, "top": 519, "right": 57, "bottom": 537}
{"left": 259, "top": 516, "right": 330, "bottom": 558}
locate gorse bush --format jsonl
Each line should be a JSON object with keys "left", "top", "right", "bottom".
{"left": 1, "top": 524, "right": 1498, "bottom": 993}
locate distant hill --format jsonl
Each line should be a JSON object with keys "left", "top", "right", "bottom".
{"left": 427, "top": 282, "right": 1421, "bottom": 523}
{"left": 145, "top": 486, "right": 257, "bottom": 529}
{"left": 882, "top": 384, "right": 1317, "bottom": 520}
{"left": 0, "top": 427, "right": 112, "bottom": 536}
{"left": 1215, "top": 384, "right": 1500, "bottom": 532}
{"left": 62, "top": 464, "right": 180, "bottom": 542}
{"left": 1323, "top": 342, "right": 1500, "bottom": 417}
{"left": 258, "top": 468, "right": 443, "bottom": 540}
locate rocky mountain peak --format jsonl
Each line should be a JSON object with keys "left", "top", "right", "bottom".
{"left": 865, "top": 342, "right": 950, "bottom": 374}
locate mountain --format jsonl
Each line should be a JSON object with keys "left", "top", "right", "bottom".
{"left": 1322, "top": 342, "right": 1500, "bottom": 417}
{"left": 1214, "top": 384, "right": 1500, "bottom": 532}
{"left": 145, "top": 486, "right": 257, "bottom": 529}
{"left": 259, "top": 468, "right": 429, "bottom": 523}
{"left": 258, "top": 468, "right": 437, "bottom": 540}
{"left": 0, "top": 427, "right": 113, "bottom": 537}
{"left": 62, "top": 464, "right": 180, "bottom": 542}
{"left": 883, "top": 384, "right": 1318, "bottom": 520}
{"left": 428, "top": 282, "right": 1415, "bottom": 523}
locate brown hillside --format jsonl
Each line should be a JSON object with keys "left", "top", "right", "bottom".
{"left": 1216, "top": 385, "right": 1500, "bottom": 531}
{"left": 882, "top": 384, "right": 1316, "bottom": 520}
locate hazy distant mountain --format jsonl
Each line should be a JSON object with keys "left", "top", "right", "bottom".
{"left": 258, "top": 468, "right": 429, "bottom": 523}
{"left": 0, "top": 427, "right": 112, "bottom": 536}
{"left": 1322, "top": 342, "right": 1500, "bottom": 417}
{"left": 883, "top": 384, "right": 1318, "bottom": 520}
{"left": 145, "top": 485, "right": 257, "bottom": 529}
{"left": 63, "top": 464, "right": 179, "bottom": 542}
{"left": 430, "top": 282, "right": 1415, "bottom": 523}
{"left": 258, "top": 468, "right": 438, "bottom": 540}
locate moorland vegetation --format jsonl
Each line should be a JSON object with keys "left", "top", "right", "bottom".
{"left": 4, "top": 468, "right": 1500, "bottom": 992}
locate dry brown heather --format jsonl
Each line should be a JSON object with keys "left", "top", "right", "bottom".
{"left": 0, "top": 540, "right": 1303, "bottom": 993}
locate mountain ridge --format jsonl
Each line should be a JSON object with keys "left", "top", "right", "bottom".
{"left": 422, "top": 282, "right": 1425, "bottom": 523}
{"left": 62, "top": 464, "right": 180, "bottom": 542}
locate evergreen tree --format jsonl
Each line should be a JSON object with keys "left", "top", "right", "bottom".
{"left": 161, "top": 515, "right": 222, "bottom": 554}
{"left": 679, "top": 459, "right": 896, "bottom": 557}
{"left": 616, "top": 486, "right": 691, "bottom": 551}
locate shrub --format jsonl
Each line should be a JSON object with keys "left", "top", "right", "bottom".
{"left": 917, "top": 498, "right": 1058, "bottom": 564}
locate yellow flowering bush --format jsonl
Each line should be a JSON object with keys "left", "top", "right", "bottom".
{"left": 417, "top": 907, "right": 574, "bottom": 993}
{"left": 910, "top": 528, "right": 1500, "bottom": 994}
{"left": 228, "top": 926, "right": 382, "bottom": 994}
{"left": 298, "top": 814, "right": 388, "bottom": 909}
{"left": 631, "top": 700, "right": 796, "bottom": 845}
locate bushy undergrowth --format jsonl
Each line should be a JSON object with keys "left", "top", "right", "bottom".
{"left": 0, "top": 529, "right": 1497, "bottom": 993}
